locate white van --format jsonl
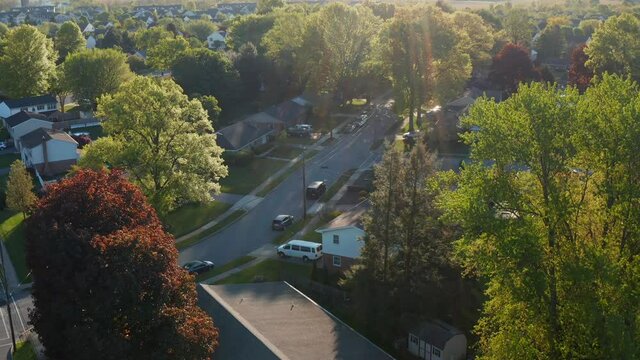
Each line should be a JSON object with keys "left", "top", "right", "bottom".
{"left": 276, "top": 240, "right": 323, "bottom": 261}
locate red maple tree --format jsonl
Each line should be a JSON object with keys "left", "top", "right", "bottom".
{"left": 26, "top": 169, "right": 218, "bottom": 359}
{"left": 568, "top": 43, "right": 593, "bottom": 92}
{"left": 489, "top": 43, "right": 541, "bottom": 93}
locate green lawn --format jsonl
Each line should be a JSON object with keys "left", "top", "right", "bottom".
{"left": 220, "top": 158, "right": 287, "bottom": 195}
{"left": 0, "top": 211, "right": 29, "bottom": 283}
{"left": 272, "top": 216, "right": 315, "bottom": 245}
{"left": 163, "top": 201, "right": 232, "bottom": 238}
{"left": 268, "top": 145, "right": 303, "bottom": 160}
{"left": 215, "top": 259, "right": 312, "bottom": 285}
{"left": 277, "top": 135, "right": 317, "bottom": 146}
{"left": 320, "top": 169, "right": 356, "bottom": 203}
{"left": 256, "top": 150, "right": 320, "bottom": 197}
{"left": 196, "top": 255, "right": 256, "bottom": 282}
{"left": 177, "top": 209, "right": 247, "bottom": 250}
{"left": 0, "top": 153, "right": 20, "bottom": 168}
{"left": 300, "top": 230, "right": 322, "bottom": 243}
{"left": 13, "top": 340, "right": 37, "bottom": 360}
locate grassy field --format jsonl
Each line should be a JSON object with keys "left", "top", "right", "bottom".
{"left": 0, "top": 153, "right": 20, "bottom": 168}
{"left": 214, "top": 259, "right": 312, "bottom": 285}
{"left": 14, "top": 340, "right": 37, "bottom": 360}
{"left": 0, "top": 211, "right": 29, "bottom": 282}
{"left": 196, "top": 255, "right": 256, "bottom": 282}
{"left": 176, "top": 209, "right": 247, "bottom": 250}
{"left": 220, "top": 158, "right": 287, "bottom": 195}
{"left": 268, "top": 145, "right": 303, "bottom": 160}
{"left": 163, "top": 201, "right": 232, "bottom": 238}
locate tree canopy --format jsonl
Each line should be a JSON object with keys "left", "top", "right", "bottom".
{"left": 55, "top": 21, "right": 86, "bottom": 61}
{"left": 63, "top": 48, "right": 133, "bottom": 107}
{"left": 6, "top": 160, "right": 37, "bottom": 216}
{"left": 585, "top": 13, "right": 640, "bottom": 80}
{"left": 80, "top": 76, "right": 227, "bottom": 213}
{"left": 489, "top": 43, "right": 540, "bottom": 93}
{"left": 26, "top": 169, "right": 218, "bottom": 359}
{"left": 147, "top": 36, "right": 190, "bottom": 71}
{"left": 0, "top": 25, "right": 57, "bottom": 98}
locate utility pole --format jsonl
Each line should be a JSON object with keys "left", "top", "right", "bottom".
{"left": 302, "top": 148, "right": 307, "bottom": 220}
{"left": 0, "top": 244, "right": 16, "bottom": 352}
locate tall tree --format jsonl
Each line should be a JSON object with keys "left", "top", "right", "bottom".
{"left": 231, "top": 42, "right": 263, "bottom": 101}
{"left": 134, "top": 26, "right": 172, "bottom": 51}
{"left": 55, "top": 21, "right": 86, "bottom": 61}
{"left": 489, "top": 43, "right": 540, "bottom": 93}
{"left": 502, "top": 8, "right": 532, "bottom": 46}
{"left": 257, "top": 0, "right": 285, "bottom": 14}
{"left": 5, "top": 160, "right": 36, "bottom": 217}
{"left": 226, "top": 13, "right": 276, "bottom": 53}
{"left": 79, "top": 76, "right": 227, "bottom": 213}
{"left": 26, "top": 169, "right": 218, "bottom": 360}
{"left": 451, "top": 76, "right": 640, "bottom": 358}
{"left": 452, "top": 11, "right": 495, "bottom": 69}
{"left": 63, "top": 48, "right": 133, "bottom": 107}
{"left": 171, "top": 48, "right": 241, "bottom": 109}
{"left": 147, "top": 36, "right": 190, "bottom": 71}
{"left": 0, "top": 25, "right": 57, "bottom": 98}
{"left": 199, "top": 95, "right": 221, "bottom": 128}
{"left": 585, "top": 13, "right": 640, "bottom": 81}
{"left": 568, "top": 43, "right": 592, "bottom": 92}
{"left": 185, "top": 19, "right": 217, "bottom": 42}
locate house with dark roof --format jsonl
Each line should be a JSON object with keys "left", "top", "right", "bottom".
{"left": 19, "top": 128, "right": 78, "bottom": 176}
{"left": 265, "top": 98, "right": 311, "bottom": 127}
{"left": 215, "top": 117, "right": 278, "bottom": 152}
{"left": 4, "top": 111, "right": 53, "bottom": 149}
{"left": 197, "top": 281, "right": 394, "bottom": 360}
{"left": 407, "top": 320, "right": 466, "bottom": 360}
{"left": 316, "top": 201, "right": 368, "bottom": 272}
{"left": 0, "top": 95, "right": 58, "bottom": 120}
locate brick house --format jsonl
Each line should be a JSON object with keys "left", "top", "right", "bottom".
{"left": 316, "top": 202, "right": 368, "bottom": 272}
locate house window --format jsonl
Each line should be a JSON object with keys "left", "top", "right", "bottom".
{"left": 409, "top": 334, "right": 419, "bottom": 345}
{"left": 333, "top": 234, "right": 339, "bottom": 244}
{"left": 432, "top": 348, "right": 441, "bottom": 357}
{"left": 47, "top": 103, "right": 56, "bottom": 110}
{"left": 332, "top": 255, "right": 341, "bottom": 267}
{"left": 20, "top": 107, "right": 27, "bottom": 111}
{"left": 36, "top": 105, "right": 44, "bottom": 110}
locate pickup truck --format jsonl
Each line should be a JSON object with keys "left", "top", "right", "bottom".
{"left": 286, "top": 124, "right": 313, "bottom": 137}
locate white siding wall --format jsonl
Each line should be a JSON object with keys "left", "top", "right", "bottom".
{"left": 23, "top": 140, "right": 78, "bottom": 166}
{"left": 0, "top": 103, "right": 11, "bottom": 119}
{"left": 12, "top": 120, "right": 54, "bottom": 149}
{"left": 443, "top": 334, "right": 467, "bottom": 360}
{"left": 320, "top": 227, "right": 365, "bottom": 258}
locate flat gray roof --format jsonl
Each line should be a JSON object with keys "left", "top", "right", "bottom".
{"left": 198, "top": 282, "right": 394, "bottom": 360}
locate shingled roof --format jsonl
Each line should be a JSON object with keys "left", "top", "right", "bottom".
{"left": 4, "top": 111, "right": 50, "bottom": 128}
{"left": 1, "top": 95, "right": 56, "bottom": 109}
{"left": 20, "top": 128, "right": 77, "bottom": 149}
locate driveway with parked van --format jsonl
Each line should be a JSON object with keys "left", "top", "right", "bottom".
{"left": 179, "top": 100, "right": 395, "bottom": 268}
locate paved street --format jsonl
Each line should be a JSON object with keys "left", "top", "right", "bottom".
{"left": 179, "top": 102, "right": 395, "bottom": 267}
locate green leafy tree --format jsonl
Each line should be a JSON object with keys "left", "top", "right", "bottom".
{"left": 199, "top": 95, "right": 221, "bottom": 128}
{"left": 0, "top": 25, "right": 57, "bottom": 98}
{"left": 55, "top": 21, "right": 85, "bottom": 60}
{"left": 226, "top": 13, "right": 276, "bottom": 53}
{"left": 536, "top": 23, "right": 567, "bottom": 60}
{"left": 0, "top": 22, "right": 8, "bottom": 37}
{"left": 502, "top": 8, "right": 532, "bottom": 46}
{"left": 257, "top": 0, "right": 285, "bottom": 14}
{"left": 452, "top": 11, "right": 495, "bottom": 69}
{"left": 185, "top": 19, "right": 217, "bottom": 42}
{"left": 171, "top": 48, "right": 241, "bottom": 109}
{"left": 134, "top": 26, "right": 172, "bottom": 51}
{"left": 79, "top": 76, "right": 228, "bottom": 213}
{"left": 6, "top": 160, "right": 37, "bottom": 217}
{"left": 26, "top": 169, "right": 219, "bottom": 360}
{"left": 63, "top": 48, "right": 133, "bottom": 107}
{"left": 585, "top": 13, "right": 640, "bottom": 80}
{"left": 147, "top": 36, "right": 190, "bottom": 71}
{"left": 449, "top": 76, "right": 640, "bottom": 358}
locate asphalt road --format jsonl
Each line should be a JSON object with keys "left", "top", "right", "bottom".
{"left": 0, "top": 289, "right": 34, "bottom": 357}
{"left": 179, "top": 103, "right": 395, "bottom": 267}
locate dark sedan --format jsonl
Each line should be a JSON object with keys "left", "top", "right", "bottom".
{"left": 182, "top": 260, "right": 215, "bottom": 275}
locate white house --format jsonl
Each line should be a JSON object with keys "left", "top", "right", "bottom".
{"left": 316, "top": 202, "right": 368, "bottom": 272}
{"left": 207, "top": 31, "right": 226, "bottom": 50}
{"left": 407, "top": 320, "right": 467, "bottom": 360}
{"left": 20, "top": 128, "right": 79, "bottom": 176}
{"left": 0, "top": 95, "right": 58, "bottom": 120}
{"left": 83, "top": 22, "right": 94, "bottom": 33}
{"left": 86, "top": 35, "right": 96, "bottom": 49}
{"left": 4, "top": 111, "right": 53, "bottom": 149}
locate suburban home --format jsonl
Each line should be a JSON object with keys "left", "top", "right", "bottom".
{"left": 316, "top": 202, "right": 368, "bottom": 272}
{"left": 265, "top": 98, "right": 311, "bottom": 127}
{"left": 0, "top": 95, "right": 58, "bottom": 120}
{"left": 19, "top": 128, "right": 79, "bottom": 176}
{"left": 215, "top": 118, "right": 277, "bottom": 152}
{"left": 207, "top": 30, "right": 226, "bottom": 50}
{"left": 407, "top": 320, "right": 467, "bottom": 360}
{"left": 4, "top": 111, "right": 53, "bottom": 149}
{"left": 83, "top": 23, "right": 95, "bottom": 33}
{"left": 197, "top": 281, "right": 394, "bottom": 360}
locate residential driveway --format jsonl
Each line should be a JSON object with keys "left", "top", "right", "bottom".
{"left": 179, "top": 102, "right": 394, "bottom": 267}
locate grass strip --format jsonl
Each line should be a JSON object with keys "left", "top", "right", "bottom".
{"left": 319, "top": 169, "right": 356, "bottom": 203}
{"left": 176, "top": 209, "right": 247, "bottom": 250}
{"left": 195, "top": 255, "right": 256, "bottom": 282}
{"left": 271, "top": 216, "right": 315, "bottom": 245}
{"left": 214, "top": 259, "right": 311, "bottom": 285}
{"left": 256, "top": 150, "right": 320, "bottom": 197}
{"left": 14, "top": 340, "right": 37, "bottom": 360}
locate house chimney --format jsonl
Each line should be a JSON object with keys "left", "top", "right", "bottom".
{"left": 42, "top": 135, "right": 49, "bottom": 176}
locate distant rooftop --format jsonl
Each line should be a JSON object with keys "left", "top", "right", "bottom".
{"left": 1, "top": 95, "right": 56, "bottom": 109}
{"left": 198, "top": 282, "right": 394, "bottom": 360}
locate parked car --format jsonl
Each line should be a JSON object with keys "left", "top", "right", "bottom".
{"left": 286, "top": 124, "right": 313, "bottom": 137}
{"left": 182, "top": 260, "right": 215, "bottom": 275}
{"left": 0, "top": 142, "right": 6, "bottom": 150}
{"left": 306, "top": 181, "right": 327, "bottom": 199}
{"left": 276, "top": 240, "right": 323, "bottom": 262}
{"left": 272, "top": 214, "right": 294, "bottom": 230}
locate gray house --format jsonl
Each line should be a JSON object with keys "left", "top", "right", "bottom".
{"left": 198, "top": 281, "right": 395, "bottom": 360}
{"left": 215, "top": 116, "right": 279, "bottom": 152}
{"left": 407, "top": 320, "right": 466, "bottom": 360}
